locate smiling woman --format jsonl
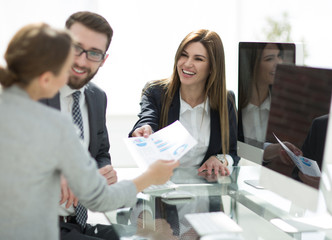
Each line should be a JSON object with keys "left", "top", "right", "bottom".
{"left": 129, "top": 29, "right": 240, "bottom": 176}
{"left": 177, "top": 41, "right": 210, "bottom": 105}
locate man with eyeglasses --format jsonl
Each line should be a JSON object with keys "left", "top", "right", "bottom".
{"left": 41, "top": 11, "right": 118, "bottom": 240}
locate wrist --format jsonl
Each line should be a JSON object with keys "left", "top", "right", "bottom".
{"left": 215, "top": 154, "right": 228, "bottom": 166}
{"left": 133, "top": 171, "right": 151, "bottom": 193}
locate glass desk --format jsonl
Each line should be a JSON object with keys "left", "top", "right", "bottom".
{"left": 104, "top": 165, "right": 332, "bottom": 240}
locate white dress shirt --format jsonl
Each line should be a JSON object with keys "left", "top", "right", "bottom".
{"left": 179, "top": 96, "right": 210, "bottom": 167}
{"left": 58, "top": 85, "right": 90, "bottom": 215}
{"left": 242, "top": 93, "right": 271, "bottom": 148}
{"left": 59, "top": 85, "right": 90, "bottom": 149}
{"left": 178, "top": 94, "right": 234, "bottom": 168}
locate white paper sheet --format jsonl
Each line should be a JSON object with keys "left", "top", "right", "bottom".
{"left": 124, "top": 121, "right": 197, "bottom": 169}
{"left": 273, "top": 133, "right": 321, "bottom": 177}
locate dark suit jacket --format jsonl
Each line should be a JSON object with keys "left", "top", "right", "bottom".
{"left": 237, "top": 110, "right": 244, "bottom": 142}
{"left": 40, "top": 82, "right": 111, "bottom": 168}
{"left": 129, "top": 84, "right": 240, "bottom": 166}
{"left": 292, "top": 114, "right": 328, "bottom": 181}
{"left": 302, "top": 114, "right": 329, "bottom": 170}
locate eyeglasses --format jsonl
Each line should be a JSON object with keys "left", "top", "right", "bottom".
{"left": 73, "top": 44, "right": 105, "bottom": 62}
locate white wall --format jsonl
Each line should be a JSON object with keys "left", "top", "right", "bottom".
{"left": 107, "top": 115, "right": 138, "bottom": 167}
{"left": 2, "top": 0, "right": 332, "bottom": 115}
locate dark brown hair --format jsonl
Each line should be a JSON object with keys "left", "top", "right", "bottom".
{"left": 0, "top": 23, "right": 72, "bottom": 88}
{"left": 66, "top": 11, "right": 113, "bottom": 51}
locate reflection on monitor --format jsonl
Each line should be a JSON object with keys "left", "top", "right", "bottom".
{"left": 238, "top": 42, "right": 298, "bottom": 152}
{"left": 260, "top": 64, "right": 332, "bottom": 211}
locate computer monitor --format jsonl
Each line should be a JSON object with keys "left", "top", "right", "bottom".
{"left": 259, "top": 64, "right": 332, "bottom": 211}
{"left": 320, "top": 98, "right": 332, "bottom": 215}
{"left": 237, "top": 42, "right": 302, "bottom": 163}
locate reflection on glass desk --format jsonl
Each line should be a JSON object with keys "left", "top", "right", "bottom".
{"left": 105, "top": 164, "right": 332, "bottom": 240}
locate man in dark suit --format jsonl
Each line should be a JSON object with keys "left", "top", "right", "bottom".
{"left": 41, "top": 11, "right": 118, "bottom": 239}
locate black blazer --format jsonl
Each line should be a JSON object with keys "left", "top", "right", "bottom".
{"left": 302, "top": 114, "right": 329, "bottom": 169}
{"left": 129, "top": 84, "right": 240, "bottom": 166}
{"left": 40, "top": 82, "right": 111, "bottom": 168}
{"left": 292, "top": 114, "right": 329, "bottom": 182}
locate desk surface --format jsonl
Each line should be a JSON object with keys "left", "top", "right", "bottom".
{"left": 100, "top": 161, "right": 332, "bottom": 240}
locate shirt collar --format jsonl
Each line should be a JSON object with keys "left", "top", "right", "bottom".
{"left": 59, "top": 84, "right": 85, "bottom": 99}
{"left": 179, "top": 92, "right": 210, "bottom": 115}
{"left": 245, "top": 91, "right": 271, "bottom": 111}
{"left": 260, "top": 93, "right": 271, "bottom": 110}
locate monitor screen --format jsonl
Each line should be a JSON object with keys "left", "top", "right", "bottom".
{"left": 258, "top": 64, "right": 332, "bottom": 212}
{"left": 238, "top": 42, "right": 297, "bottom": 150}
{"left": 263, "top": 64, "right": 331, "bottom": 189}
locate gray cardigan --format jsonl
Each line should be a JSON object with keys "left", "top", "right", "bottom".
{"left": 0, "top": 86, "right": 137, "bottom": 240}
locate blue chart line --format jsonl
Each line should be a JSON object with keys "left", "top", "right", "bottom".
{"left": 173, "top": 144, "right": 188, "bottom": 156}
{"left": 152, "top": 138, "right": 174, "bottom": 152}
{"left": 154, "top": 140, "right": 163, "bottom": 145}
{"left": 160, "top": 144, "right": 174, "bottom": 152}
{"left": 157, "top": 142, "right": 168, "bottom": 148}
{"left": 300, "top": 156, "right": 312, "bottom": 167}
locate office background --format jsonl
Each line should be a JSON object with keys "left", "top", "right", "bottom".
{"left": 1, "top": 0, "right": 331, "bottom": 167}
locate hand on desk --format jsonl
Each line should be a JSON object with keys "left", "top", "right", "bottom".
{"left": 197, "top": 156, "right": 230, "bottom": 176}
{"left": 197, "top": 170, "right": 219, "bottom": 182}
{"left": 132, "top": 124, "right": 153, "bottom": 138}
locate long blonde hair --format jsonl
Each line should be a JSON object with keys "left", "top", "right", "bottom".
{"left": 148, "top": 29, "right": 230, "bottom": 154}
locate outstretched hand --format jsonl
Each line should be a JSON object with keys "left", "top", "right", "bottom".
{"left": 147, "top": 160, "right": 180, "bottom": 185}
{"left": 133, "top": 160, "right": 180, "bottom": 193}
{"left": 280, "top": 142, "right": 302, "bottom": 165}
{"left": 263, "top": 142, "right": 302, "bottom": 166}
{"left": 132, "top": 124, "right": 153, "bottom": 138}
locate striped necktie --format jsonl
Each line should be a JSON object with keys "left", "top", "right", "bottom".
{"left": 71, "top": 91, "right": 87, "bottom": 229}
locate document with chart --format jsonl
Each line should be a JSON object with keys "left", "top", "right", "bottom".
{"left": 124, "top": 121, "right": 197, "bottom": 169}
{"left": 273, "top": 133, "right": 321, "bottom": 177}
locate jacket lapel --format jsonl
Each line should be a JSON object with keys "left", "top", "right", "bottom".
{"left": 84, "top": 85, "right": 95, "bottom": 153}
{"left": 42, "top": 93, "right": 61, "bottom": 110}
{"left": 201, "top": 109, "right": 220, "bottom": 164}
{"left": 168, "top": 88, "right": 180, "bottom": 125}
